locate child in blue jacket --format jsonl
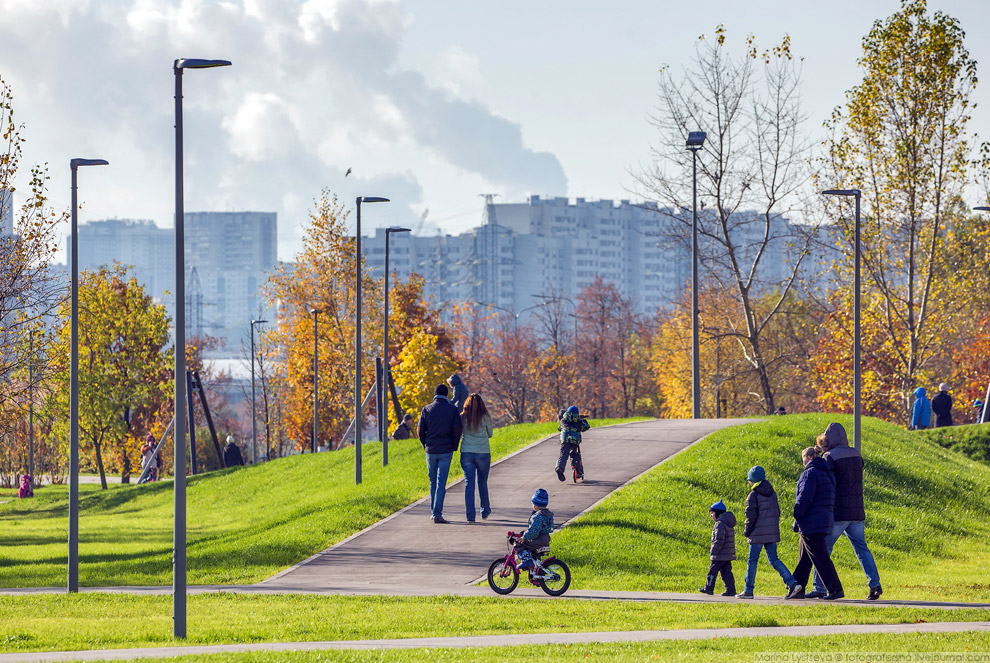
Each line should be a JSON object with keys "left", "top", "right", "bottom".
{"left": 515, "top": 488, "right": 555, "bottom": 570}
{"left": 556, "top": 406, "right": 591, "bottom": 483}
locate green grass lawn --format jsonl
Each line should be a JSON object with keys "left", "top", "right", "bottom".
{"left": 55, "top": 633, "right": 990, "bottom": 663}
{"left": 920, "top": 422, "right": 990, "bottom": 464}
{"left": 1, "top": 592, "right": 987, "bottom": 653}
{"left": 0, "top": 418, "right": 642, "bottom": 588}
{"left": 551, "top": 414, "right": 990, "bottom": 601}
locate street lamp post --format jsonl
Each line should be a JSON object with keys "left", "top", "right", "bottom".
{"left": 310, "top": 308, "right": 322, "bottom": 453}
{"left": 972, "top": 206, "right": 990, "bottom": 423}
{"left": 382, "top": 226, "right": 410, "bottom": 466}
{"left": 823, "top": 189, "right": 862, "bottom": 450}
{"left": 686, "top": 131, "right": 706, "bottom": 420}
{"left": 355, "top": 196, "right": 389, "bottom": 485}
{"left": 250, "top": 318, "right": 268, "bottom": 464}
{"left": 68, "top": 157, "right": 108, "bottom": 594}
{"left": 173, "top": 57, "right": 230, "bottom": 640}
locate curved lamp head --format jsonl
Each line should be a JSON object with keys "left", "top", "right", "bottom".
{"left": 974, "top": 206, "right": 990, "bottom": 212}
{"left": 358, "top": 196, "right": 390, "bottom": 204}
{"left": 251, "top": 319, "right": 268, "bottom": 326}
{"left": 821, "top": 189, "right": 860, "bottom": 197}
{"left": 386, "top": 226, "right": 411, "bottom": 234}
{"left": 70, "top": 158, "right": 108, "bottom": 170}
{"left": 175, "top": 58, "right": 232, "bottom": 70}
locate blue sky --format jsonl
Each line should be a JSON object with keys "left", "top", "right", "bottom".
{"left": 0, "top": 0, "right": 987, "bottom": 260}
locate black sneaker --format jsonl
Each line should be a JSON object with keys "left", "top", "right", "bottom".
{"left": 823, "top": 590, "right": 845, "bottom": 601}
{"left": 698, "top": 587, "right": 714, "bottom": 595}
{"left": 720, "top": 590, "right": 735, "bottom": 597}
{"left": 867, "top": 585, "right": 883, "bottom": 601}
{"left": 803, "top": 589, "right": 827, "bottom": 599}
{"left": 784, "top": 584, "right": 804, "bottom": 600}
{"left": 556, "top": 468, "right": 565, "bottom": 482}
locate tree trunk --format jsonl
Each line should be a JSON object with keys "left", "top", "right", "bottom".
{"left": 94, "top": 440, "right": 108, "bottom": 491}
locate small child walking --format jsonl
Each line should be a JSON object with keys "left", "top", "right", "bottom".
{"left": 737, "top": 465, "right": 799, "bottom": 599}
{"left": 515, "top": 488, "right": 555, "bottom": 570}
{"left": 556, "top": 406, "right": 590, "bottom": 483}
{"left": 700, "top": 500, "right": 736, "bottom": 596}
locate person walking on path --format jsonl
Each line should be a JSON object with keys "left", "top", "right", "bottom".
{"left": 460, "top": 393, "right": 494, "bottom": 522}
{"left": 911, "top": 387, "right": 931, "bottom": 430}
{"left": 737, "top": 465, "right": 798, "bottom": 599}
{"left": 786, "top": 447, "right": 843, "bottom": 601}
{"left": 699, "top": 500, "right": 736, "bottom": 596}
{"left": 556, "top": 406, "right": 590, "bottom": 483}
{"left": 418, "top": 384, "right": 463, "bottom": 524}
{"left": 447, "top": 374, "right": 469, "bottom": 413}
{"left": 932, "top": 383, "right": 954, "bottom": 428}
{"left": 223, "top": 435, "right": 244, "bottom": 468}
{"left": 809, "top": 422, "right": 883, "bottom": 600}
{"left": 18, "top": 474, "right": 33, "bottom": 498}
{"left": 392, "top": 413, "right": 416, "bottom": 440}
{"left": 141, "top": 434, "right": 158, "bottom": 481}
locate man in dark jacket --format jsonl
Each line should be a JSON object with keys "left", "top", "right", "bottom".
{"left": 809, "top": 422, "right": 882, "bottom": 600}
{"left": 785, "top": 447, "right": 844, "bottom": 601}
{"left": 447, "top": 374, "right": 469, "bottom": 412}
{"left": 932, "top": 383, "right": 954, "bottom": 428}
{"left": 418, "top": 384, "right": 463, "bottom": 524}
{"left": 392, "top": 413, "right": 415, "bottom": 440}
{"left": 223, "top": 435, "right": 244, "bottom": 468}
{"left": 738, "top": 465, "right": 798, "bottom": 599}
{"left": 699, "top": 500, "right": 736, "bottom": 596}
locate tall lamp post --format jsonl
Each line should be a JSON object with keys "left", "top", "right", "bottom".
{"left": 686, "top": 131, "right": 706, "bottom": 420}
{"left": 310, "top": 308, "right": 323, "bottom": 453}
{"left": 173, "top": 56, "right": 230, "bottom": 640}
{"left": 355, "top": 196, "right": 389, "bottom": 484}
{"left": 250, "top": 318, "right": 268, "bottom": 464}
{"left": 68, "top": 157, "right": 108, "bottom": 594}
{"left": 972, "top": 206, "right": 990, "bottom": 423}
{"left": 822, "top": 188, "right": 862, "bottom": 450}
{"left": 382, "top": 226, "right": 410, "bottom": 466}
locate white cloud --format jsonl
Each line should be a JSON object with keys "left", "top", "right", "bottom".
{"left": 223, "top": 92, "right": 300, "bottom": 161}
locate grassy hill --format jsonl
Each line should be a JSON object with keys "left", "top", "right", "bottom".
{"left": 919, "top": 423, "right": 990, "bottom": 464}
{"left": 551, "top": 414, "right": 990, "bottom": 601}
{"left": 0, "top": 418, "right": 641, "bottom": 588}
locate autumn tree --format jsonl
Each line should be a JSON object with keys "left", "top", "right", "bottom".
{"left": 818, "top": 0, "right": 977, "bottom": 418}
{"left": 48, "top": 264, "right": 171, "bottom": 489}
{"left": 635, "top": 26, "right": 816, "bottom": 414}
{"left": 393, "top": 330, "right": 459, "bottom": 425}
{"left": 484, "top": 317, "right": 539, "bottom": 424}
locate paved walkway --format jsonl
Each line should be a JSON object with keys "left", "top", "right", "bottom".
{"left": 3, "top": 621, "right": 988, "bottom": 662}
{"left": 262, "top": 419, "right": 750, "bottom": 591}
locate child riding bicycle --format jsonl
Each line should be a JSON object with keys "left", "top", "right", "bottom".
{"left": 514, "top": 488, "right": 555, "bottom": 570}
{"left": 556, "top": 405, "right": 590, "bottom": 483}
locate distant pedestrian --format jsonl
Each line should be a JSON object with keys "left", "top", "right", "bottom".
{"left": 975, "top": 399, "right": 986, "bottom": 425}
{"left": 460, "top": 393, "right": 494, "bottom": 522}
{"left": 223, "top": 435, "right": 244, "bottom": 468}
{"left": 392, "top": 413, "right": 415, "bottom": 440}
{"left": 447, "top": 374, "right": 469, "bottom": 412}
{"left": 418, "top": 384, "right": 463, "bottom": 524}
{"left": 910, "top": 387, "right": 931, "bottom": 430}
{"left": 19, "top": 474, "right": 33, "bottom": 498}
{"left": 699, "top": 499, "right": 736, "bottom": 596}
{"left": 785, "top": 447, "right": 843, "bottom": 601}
{"left": 776, "top": 406, "right": 787, "bottom": 416}
{"left": 931, "top": 383, "right": 953, "bottom": 428}
{"left": 737, "top": 466, "right": 798, "bottom": 599}
{"left": 809, "top": 423, "right": 882, "bottom": 601}
{"left": 141, "top": 434, "right": 158, "bottom": 481}
{"left": 556, "top": 406, "right": 590, "bottom": 483}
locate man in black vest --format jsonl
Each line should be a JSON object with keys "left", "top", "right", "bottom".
{"left": 809, "top": 422, "right": 882, "bottom": 600}
{"left": 417, "top": 384, "right": 462, "bottom": 524}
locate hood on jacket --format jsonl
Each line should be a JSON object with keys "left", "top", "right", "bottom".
{"left": 806, "top": 455, "right": 832, "bottom": 474}
{"left": 448, "top": 374, "right": 462, "bottom": 386}
{"left": 562, "top": 409, "right": 583, "bottom": 424}
{"left": 823, "top": 422, "right": 849, "bottom": 451}
{"left": 752, "top": 480, "right": 775, "bottom": 497}
{"left": 914, "top": 387, "right": 927, "bottom": 398}
{"left": 717, "top": 511, "right": 737, "bottom": 527}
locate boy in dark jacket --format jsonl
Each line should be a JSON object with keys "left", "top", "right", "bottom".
{"left": 738, "top": 466, "right": 798, "bottom": 599}
{"left": 700, "top": 500, "right": 736, "bottom": 596}
{"left": 555, "top": 405, "right": 591, "bottom": 483}
{"left": 514, "top": 488, "right": 555, "bottom": 570}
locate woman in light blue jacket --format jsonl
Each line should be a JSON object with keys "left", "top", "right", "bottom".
{"left": 460, "top": 393, "right": 494, "bottom": 522}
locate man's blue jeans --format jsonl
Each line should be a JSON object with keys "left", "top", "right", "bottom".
{"left": 744, "top": 542, "right": 795, "bottom": 593}
{"left": 812, "top": 520, "right": 881, "bottom": 593}
{"left": 426, "top": 452, "right": 453, "bottom": 520}
{"left": 460, "top": 452, "right": 491, "bottom": 521}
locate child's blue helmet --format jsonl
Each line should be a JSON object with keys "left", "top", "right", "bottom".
{"left": 709, "top": 500, "right": 726, "bottom": 514}
{"left": 567, "top": 405, "right": 579, "bottom": 415}
{"left": 531, "top": 488, "right": 549, "bottom": 507}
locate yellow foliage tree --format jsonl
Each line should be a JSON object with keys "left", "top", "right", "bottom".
{"left": 393, "top": 330, "right": 459, "bottom": 427}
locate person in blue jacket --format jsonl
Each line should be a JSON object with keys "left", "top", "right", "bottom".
{"left": 911, "top": 387, "right": 931, "bottom": 430}
{"left": 785, "top": 447, "right": 844, "bottom": 600}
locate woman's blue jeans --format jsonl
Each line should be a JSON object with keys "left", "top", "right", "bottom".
{"left": 460, "top": 452, "right": 491, "bottom": 521}
{"left": 744, "top": 542, "right": 795, "bottom": 593}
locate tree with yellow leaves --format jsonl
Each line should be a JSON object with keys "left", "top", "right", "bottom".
{"left": 393, "top": 330, "right": 459, "bottom": 427}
